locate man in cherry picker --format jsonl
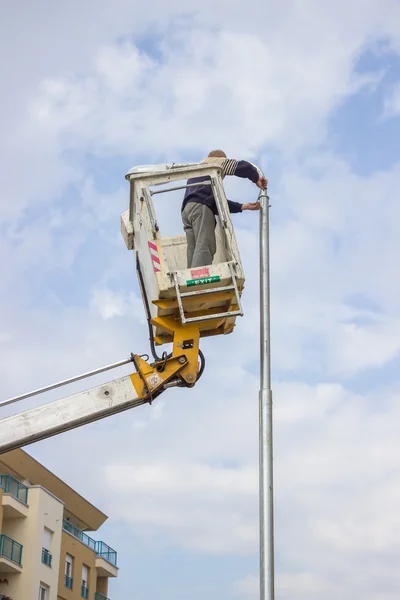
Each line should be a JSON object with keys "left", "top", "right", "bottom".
{"left": 181, "top": 150, "right": 268, "bottom": 268}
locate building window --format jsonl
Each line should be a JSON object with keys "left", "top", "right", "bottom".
{"left": 39, "top": 584, "right": 49, "bottom": 600}
{"left": 42, "top": 528, "right": 53, "bottom": 567}
{"left": 81, "top": 564, "right": 89, "bottom": 598}
{"left": 64, "top": 553, "right": 73, "bottom": 589}
{"left": 42, "top": 547, "right": 52, "bottom": 567}
{"left": 43, "top": 527, "right": 52, "bottom": 550}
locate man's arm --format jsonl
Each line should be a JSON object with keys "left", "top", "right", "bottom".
{"left": 221, "top": 159, "right": 267, "bottom": 190}
{"left": 227, "top": 199, "right": 243, "bottom": 213}
{"left": 221, "top": 158, "right": 266, "bottom": 214}
{"left": 227, "top": 200, "right": 261, "bottom": 213}
{"left": 221, "top": 159, "right": 259, "bottom": 183}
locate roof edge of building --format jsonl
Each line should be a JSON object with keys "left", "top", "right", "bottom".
{"left": 0, "top": 449, "right": 107, "bottom": 531}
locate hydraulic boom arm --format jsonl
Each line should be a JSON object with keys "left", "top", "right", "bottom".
{"left": 0, "top": 374, "right": 151, "bottom": 454}
{"left": 0, "top": 316, "right": 205, "bottom": 455}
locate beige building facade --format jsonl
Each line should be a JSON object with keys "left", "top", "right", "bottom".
{"left": 0, "top": 450, "right": 118, "bottom": 600}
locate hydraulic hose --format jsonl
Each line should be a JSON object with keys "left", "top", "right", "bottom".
{"left": 136, "top": 254, "right": 205, "bottom": 381}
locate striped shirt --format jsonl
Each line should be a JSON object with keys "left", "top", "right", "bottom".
{"left": 181, "top": 157, "right": 260, "bottom": 215}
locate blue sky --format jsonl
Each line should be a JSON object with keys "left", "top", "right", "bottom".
{"left": 330, "top": 46, "right": 400, "bottom": 174}
{"left": 1, "top": 1, "right": 400, "bottom": 600}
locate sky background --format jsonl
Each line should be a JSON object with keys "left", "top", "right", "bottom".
{"left": 1, "top": 1, "right": 400, "bottom": 599}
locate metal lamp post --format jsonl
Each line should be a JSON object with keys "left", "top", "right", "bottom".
{"left": 259, "top": 188, "right": 275, "bottom": 600}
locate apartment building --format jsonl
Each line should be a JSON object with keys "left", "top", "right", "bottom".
{"left": 0, "top": 449, "right": 118, "bottom": 600}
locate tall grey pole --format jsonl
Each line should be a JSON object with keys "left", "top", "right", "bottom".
{"left": 259, "top": 188, "right": 275, "bottom": 600}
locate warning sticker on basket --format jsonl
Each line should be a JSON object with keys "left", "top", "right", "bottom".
{"left": 186, "top": 276, "right": 221, "bottom": 287}
{"left": 190, "top": 267, "right": 210, "bottom": 278}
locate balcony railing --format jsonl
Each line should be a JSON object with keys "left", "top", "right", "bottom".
{"left": 95, "top": 593, "right": 110, "bottom": 600}
{"left": 0, "top": 534, "right": 22, "bottom": 565}
{"left": 0, "top": 475, "right": 28, "bottom": 504}
{"left": 63, "top": 519, "right": 96, "bottom": 551}
{"left": 62, "top": 519, "right": 117, "bottom": 566}
{"left": 64, "top": 575, "right": 73, "bottom": 590}
{"left": 81, "top": 584, "right": 89, "bottom": 599}
{"left": 41, "top": 547, "right": 52, "bottom": 567}
{"left": 95, "top": 541, "right": 117, "bottom": 567}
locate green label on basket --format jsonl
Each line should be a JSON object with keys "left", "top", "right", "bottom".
{"left": 186, "top": 275, "right": 221, "bottom": 287}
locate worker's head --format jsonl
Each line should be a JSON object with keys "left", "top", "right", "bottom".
{"left": 208, "top": 149, "right": 227, "bottom": 158}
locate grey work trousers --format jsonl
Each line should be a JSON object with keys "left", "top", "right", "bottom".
{"left": 182, "top": 202, "right": 216, "bottom": 268}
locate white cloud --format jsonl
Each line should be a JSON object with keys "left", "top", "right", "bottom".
{"left": 2, "top": 0, "right": 399, "bottom": 223}
{"left": 233, "top": 574, "right": 258, "bottom": 597}
{"left": 90, "top": 287, "right": 144, "bottom": 321}
{"left": 90, "top": 288, "right": 128, "bottom": 319}
{"left": 105, "top": 463, "right": 258, "bottom": 554}
{"left": 28, "top": 27, "right": 382, "bottom": 161}
{"left": 87, "top": 381, "right": 400, "bottom": 556}
{"left": 234, "top": 572, "right": 344, "bottom": 600}
{"left": 5, "top": 1, "right": 397, "bottom": 220}
{"left": 229, "top": 154, "right": 400, "bottom": 378}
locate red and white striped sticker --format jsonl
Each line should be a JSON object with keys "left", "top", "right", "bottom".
{"left": 148, "top": 241, "right": 161, "bottom": 273}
